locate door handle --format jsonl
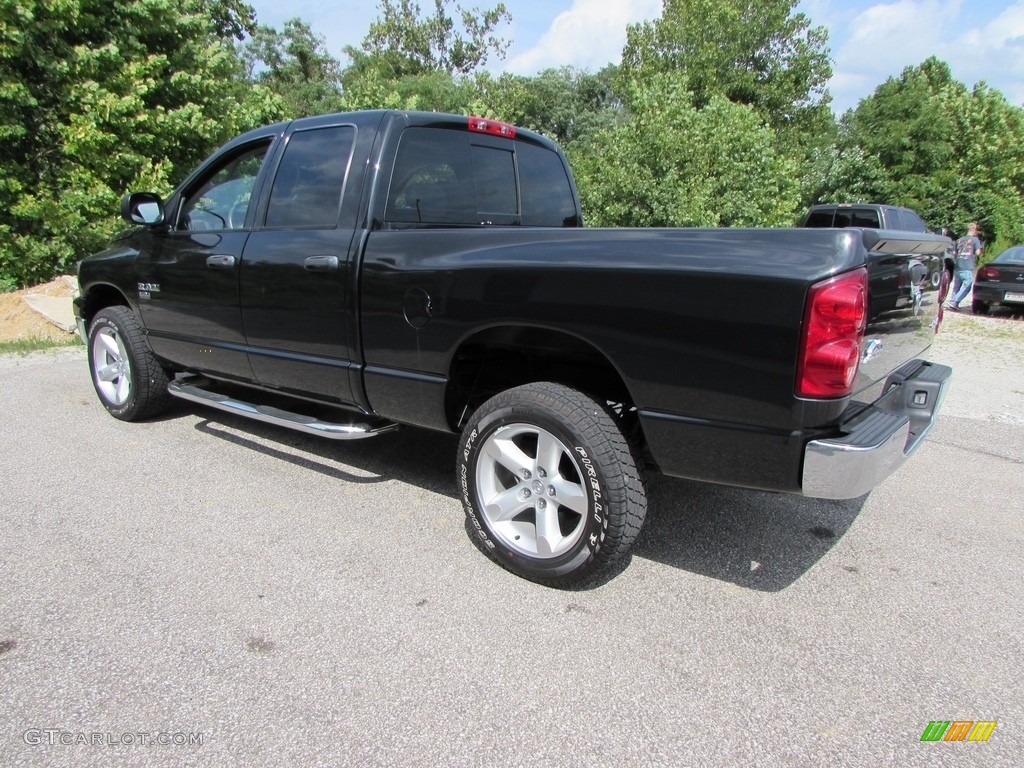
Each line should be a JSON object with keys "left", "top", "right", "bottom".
{"left": 304, "top": 255, "right": 339, "bottom": 272}
{"left": 206, "top": 254, "right": 236, "bottom": 269}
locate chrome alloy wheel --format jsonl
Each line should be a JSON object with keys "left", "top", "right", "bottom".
{"left": 475, "top": 423, "right": 590, "bottom": 558}
{"left": 91, "top": 325, "right": 133, "bottom": 406}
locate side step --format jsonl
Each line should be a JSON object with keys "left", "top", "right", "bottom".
{"left": 167, "top": 378, "right": 399, "bottom": 440}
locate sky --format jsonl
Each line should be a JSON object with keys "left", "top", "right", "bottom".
{"left": 245, "top": 0, "right": 1024, "bottom": 114}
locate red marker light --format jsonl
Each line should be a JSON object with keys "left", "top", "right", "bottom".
{"left": 468, "top": 115, "right": 517, "bottom": 139}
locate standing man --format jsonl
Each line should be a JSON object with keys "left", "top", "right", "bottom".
{"left": 948, "top": 222, "right": 983, "bottom": 311}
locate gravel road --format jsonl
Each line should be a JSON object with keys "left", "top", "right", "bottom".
{"left": 0, "top": 315, "right": 1021, "bottom": 767}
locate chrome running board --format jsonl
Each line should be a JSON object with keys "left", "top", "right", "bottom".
{"left": 168, "top": 378, "right": 399, "bottom": 440}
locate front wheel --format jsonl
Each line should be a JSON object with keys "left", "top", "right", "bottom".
{"left": 457, "top": 382, "right": 646, "bottom": 586}
{"left": 87, "top": 306, "right": 172, "bottom": 421}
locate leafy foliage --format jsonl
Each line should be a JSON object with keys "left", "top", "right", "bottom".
{"left": 241, "top": 18, "right": 344, "bottom": 117}
{"left": 7, "top": 0, "right": 1024, "bottom": 288}
{"left": 576, "top": 0, "right": 819, "bottom": 226}
{"left": 467, "top": 67, "right": 621, "bottom": 147}
{"left": 0, "top": 0, "right": 281, "bottom": 287}
{"left": 570, "top": 76, "right": 799, "bottom": 227}
{"left": 620, "top": 0, "right": 832, "bottom": 137}
{"left": 355, "top": 0, "right": 511, "bottom": 76}
{"left": 828, "top": 58, "right": 1024, "bottom": 250}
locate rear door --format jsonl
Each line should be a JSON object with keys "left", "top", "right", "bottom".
{"left": 239, "top": 122, "right": 361, "bottom": 404}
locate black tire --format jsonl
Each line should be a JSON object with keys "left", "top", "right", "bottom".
{"left": 972, "top": 300, "right": 990, "bottom": 315}
{"left": 457, "top": 382, "right": 646, "bottom": 586}
{"left": 87, "top": 306, "right": 172, "bottom": 421}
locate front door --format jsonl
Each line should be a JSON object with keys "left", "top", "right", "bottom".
{"left": 137, "top": 140, "right": 272, "bottom": 381}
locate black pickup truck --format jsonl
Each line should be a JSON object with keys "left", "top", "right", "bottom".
{"left": 75, "top": 110, "right": 953, "bottom": 585}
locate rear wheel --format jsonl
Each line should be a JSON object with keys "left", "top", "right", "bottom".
{"left": 457, "top": 382, "right": 646, "bottom": 586}
{"left": 972, "top": 299, "right": 990, "bottom": 315}
{"left": 88, "top": 306, "right": 172, "bottom": 421}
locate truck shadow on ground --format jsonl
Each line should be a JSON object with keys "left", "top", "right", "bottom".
{"left": 184, "top": 405, "right": 865, "bottom": 593}
{"left": 631, "top": 474, "right": 866, "bottom": 592}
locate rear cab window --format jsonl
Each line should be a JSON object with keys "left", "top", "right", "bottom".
{"left": 384, "top": 125, "right": 579, "bottom": 228}
{"left": 804, "top": 209, "right": 835, "bottom": 228}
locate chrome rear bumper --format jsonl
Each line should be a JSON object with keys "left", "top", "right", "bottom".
{"left": 802, "top": 360, "right": 952, "bottom": 499}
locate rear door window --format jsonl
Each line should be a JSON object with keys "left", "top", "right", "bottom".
{"left": 851, "top": 208, "right": 880, "bottom": 228}
{"left": 893, "top": 208, "right": 927, "bottom": 232}
{"left": 265, "top": 126, "right": 355, "bottom": 229}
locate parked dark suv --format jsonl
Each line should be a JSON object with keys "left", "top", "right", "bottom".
{"left": 800, "top": 203, "right": 948, "bottom": 317}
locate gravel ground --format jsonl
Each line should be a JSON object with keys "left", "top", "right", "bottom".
{"left": 929, "top": 309, "right": 1024, "bottom": 424}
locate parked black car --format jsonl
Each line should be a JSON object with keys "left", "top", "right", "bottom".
{"left": 972, "top": 246, "right": 1024, "bottom": 314}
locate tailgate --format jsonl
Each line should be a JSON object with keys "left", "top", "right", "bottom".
{"left": 852, "top": 229, "right": 950, "bottom": 398}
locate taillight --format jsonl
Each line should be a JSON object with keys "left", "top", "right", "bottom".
{"left": 468, "top": 115, "right": 516, "bottom": 138}
{"left": 978, "top": 266, "right": 999, "bottom": 281}
{"left": 796, "top": 268, "right": 868, "bottom": 398}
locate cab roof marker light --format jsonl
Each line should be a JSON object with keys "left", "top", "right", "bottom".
{"left": 468, "top": 115, "right": 517, "bottom": 139}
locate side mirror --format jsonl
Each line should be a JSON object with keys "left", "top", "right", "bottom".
{"left": 121, "top": 192, "right": 165, "bottom": 226}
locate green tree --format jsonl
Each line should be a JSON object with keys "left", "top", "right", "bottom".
{"left": 570, "top": 75, "right": 799, "bottom": 228}
{"left": 242, "top": 18, "right": 343, "bottom": 117}
{"left": 802, "top": 140, "right": 888, "bottom": 209}
{"left": 0, "top": 0, "right": 281, "bottom": 287}
{"left": 620, "top": 0, "right": 832, "bottom": 133}
{"left": 841, "top": 58, "right": 959, "bottom": 224}
{"left": 336, "top": 0, "right": 515, "bottom": 118}
{"left": 945, "top": 83, "right": 1024, "bottom": 253}
{"left": 838, "top": 57, "right": 1024, "bottom": 248}
{"left": 352, "top": 0, "right": 511, "bottom": 77}
{"left": 202, "top": 0, "right": 257, "bottom": 40}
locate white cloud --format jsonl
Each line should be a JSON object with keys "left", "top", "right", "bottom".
{"left": 503, "top": 0, "right": 662, "bottom": 74}
{"left": 962, "top": 4, "right": 1024, "bottom": 103}
{"left": 836, "top": 1, "right": 955, "bottom": 75}
{"left": 827, "top": 1, "right": 1024, "bottom": 111}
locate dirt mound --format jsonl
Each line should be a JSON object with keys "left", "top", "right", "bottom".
{"left": 0, "top": 277, "right": 78, "bottom": 342}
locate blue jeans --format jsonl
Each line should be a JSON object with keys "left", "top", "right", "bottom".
{"left": 950, "top": 268, "right": 973, "bottom": 306}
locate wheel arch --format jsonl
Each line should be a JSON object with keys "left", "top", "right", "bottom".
{"left": 77, "top": 283, "right": 135, "bottom": 328}
{"left": 445, "top": 323, "right": 641, "bottom": 432}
